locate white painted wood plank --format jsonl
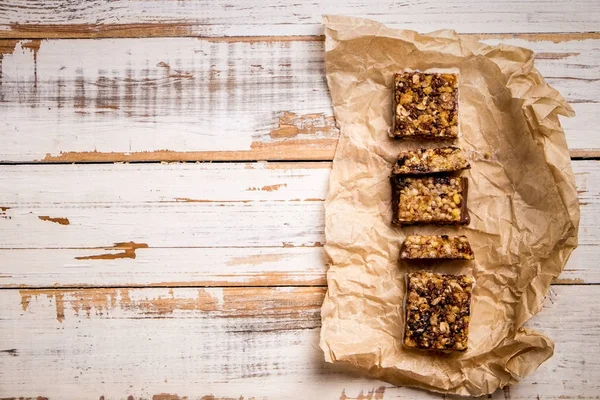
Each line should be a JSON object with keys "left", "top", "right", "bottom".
{"left": 0, "top": 37, "right": 597, "bottom": 163}
{"left": 553, "top": 244, "right": 600, "bottom": 284}
{"left": 0, "top": 286, "right": 598, "bottom": 399}
{"left": 561, "top": 103, "right": 598, "bottom": 153}
{"left": 480, "top": 36, "right": 600, "bottom": 81}
{"left": 0, "top": 244, "right": 595, "bottom": 288}
{"left": 0, "top": 162, "right": 330, "bottom": 205}
{"left": 1, "top": 0, "right": 599, "bottom": 36}
{"left": 0, "top": 247, "right": 328, "bottom": 287}
{"left": 0, "top": 163, "right": 326, "bottom": 248}
{"left": 0, "top": 38, "right": 335, "bottom": 162}
{"left": 0, "top": 160, "right": 595, "bottom": 286}
{"left": 2, "top": 157, "right": 594, "bottom": 207}
{"left": 0, "top": 202, "right": 325, "bottom": 248}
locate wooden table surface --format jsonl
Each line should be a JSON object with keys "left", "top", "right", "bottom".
{"left": 0, "top": 2, "right": 599, "bottom": 399}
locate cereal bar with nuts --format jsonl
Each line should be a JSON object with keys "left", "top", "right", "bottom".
{"left": 400, "top": 235, "right": 474, "bottom": 260}
{"left": 391, "top": 71, "right": 459, "bottom": 140}
{"left": 404, "top": 271, "right": 474, "bottom": 351}
{"left": 391, "top": 176, "right": 470, "bottom": 225}
{"left": 393, "top": 147, "right": 470, "bottom": 175}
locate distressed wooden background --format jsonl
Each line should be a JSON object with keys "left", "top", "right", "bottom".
{"left": 0, "top": 1, "right": 599, "bottom": 399}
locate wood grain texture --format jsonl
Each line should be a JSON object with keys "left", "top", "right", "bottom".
{"left": 1, "top": 285, "right": 598, "bottom": 399}
{"left": 1, "top": 0, "right": 600, "bottom": 38}
{"left": 0, "top": 160, "right": 595, "bottom": 287}
{"left": 0, "top": 202, "right": 325, "bottom": 248}
{"left": 0, "top": 37, "right": 597, "bottom": 163}
{"left": 0, "top": 247, "right": 327, "bottom": 288}
{"left": 0, "top": 244, "right": 597, "bottom": 288}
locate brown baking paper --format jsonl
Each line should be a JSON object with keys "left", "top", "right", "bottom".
{"left": 320, "top": 15, "right": 580, "bottom": 396}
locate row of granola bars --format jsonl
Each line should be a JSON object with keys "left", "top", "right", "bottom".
{"left": 390, "top": 71, "right": 475, "bottom": 352}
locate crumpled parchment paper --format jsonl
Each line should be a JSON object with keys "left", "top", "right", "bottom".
{"left": 319, "top": 15, "right": 580, "bottom": 396}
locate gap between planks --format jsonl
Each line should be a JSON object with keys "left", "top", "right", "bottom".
{"left": 1, "top": 155, "right": 599, "bottom": 166}
{"left": 0, "top": 282, "right": 593, "bottom": 290}
{"left": 1, "top": 24, "right": 599, "bottom": 40}
{"left": 0, "top": 151, "right": 597, "bottom": 165}
{"left": 0, "top": 284, "right": 327, "bottom": 290}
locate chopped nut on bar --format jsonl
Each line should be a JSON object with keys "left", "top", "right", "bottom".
{"left": 404, "top": 271, "right": 474, "bottom": 351}
{"left": 393, "top": 147, "right": 470, "bottom": 175}
{"left": 391, "top": 176, "right": 470, "bottom": 225}
{"left": 400, "top": 235, "right": 474, "bottom": 260}
{"left": 391, "top": 72, "right": 459, "bottom": 140}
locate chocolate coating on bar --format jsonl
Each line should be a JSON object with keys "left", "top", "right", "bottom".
{"left": 391, "top": 72, "right": 459, "bottom": 140}
{"left": 400, "top": 235, "right": 474, "bottom": 260}
{"left": 393, "top": 147, "right": 470, "bottom": 175}
{"left": 404, "top": 271, "right": 474, "bottom": 351}
{"left": 391, "top": 176, "right": 470, "bottom": 225}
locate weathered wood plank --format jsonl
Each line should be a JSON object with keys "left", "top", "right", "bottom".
{"left": 1, "top": 1, "right": 599, "bottom": 37}
{"left": 0, "top": 160, "right": 595, "bottom": 286}
{"left": 0, "top": 37, "right": 597, "bottom": 163}
{"left": 0, "top": 162, "right": 330, "bottom": 204}
{"left": 0, "top": 244, "right": 595, "bottom": 288}
{"left": 0, "top": 285, "right": 598, "bottom": 399}
{"left": 0, "top": 202, "right": 325, "bottom": 248}
{"left": 0, "top": 247, "right": 327, "bottom": 288}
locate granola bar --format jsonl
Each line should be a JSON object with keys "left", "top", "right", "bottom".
{"left": 392, "top": 147, "right": 470, "bottom": 175}
{"left": 391, "top": 176, "right": 469, "bottom": 225}
{"left": 404, "top": 271, "right": 474, "bottom": 351}
{"left": 400, "top": 235, "right": 474, "bottom": 260}
{"left": 391, "top": 71, "right": 459, "bottom": 140}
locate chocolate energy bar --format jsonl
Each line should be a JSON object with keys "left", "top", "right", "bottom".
{"left": 404, "top": 271, "right": 474, "bottom": 351}
{"left": 391, "top": 71, "right": 459, "bottom": 140}
{"left": 400, "top": 235, "right": 474, "bottom": 260}
{"left": 393, "top": 147, "right": 470, "bottom": 175}
{"left": 391, "top": 176, "right": 470, "bottom": 225}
